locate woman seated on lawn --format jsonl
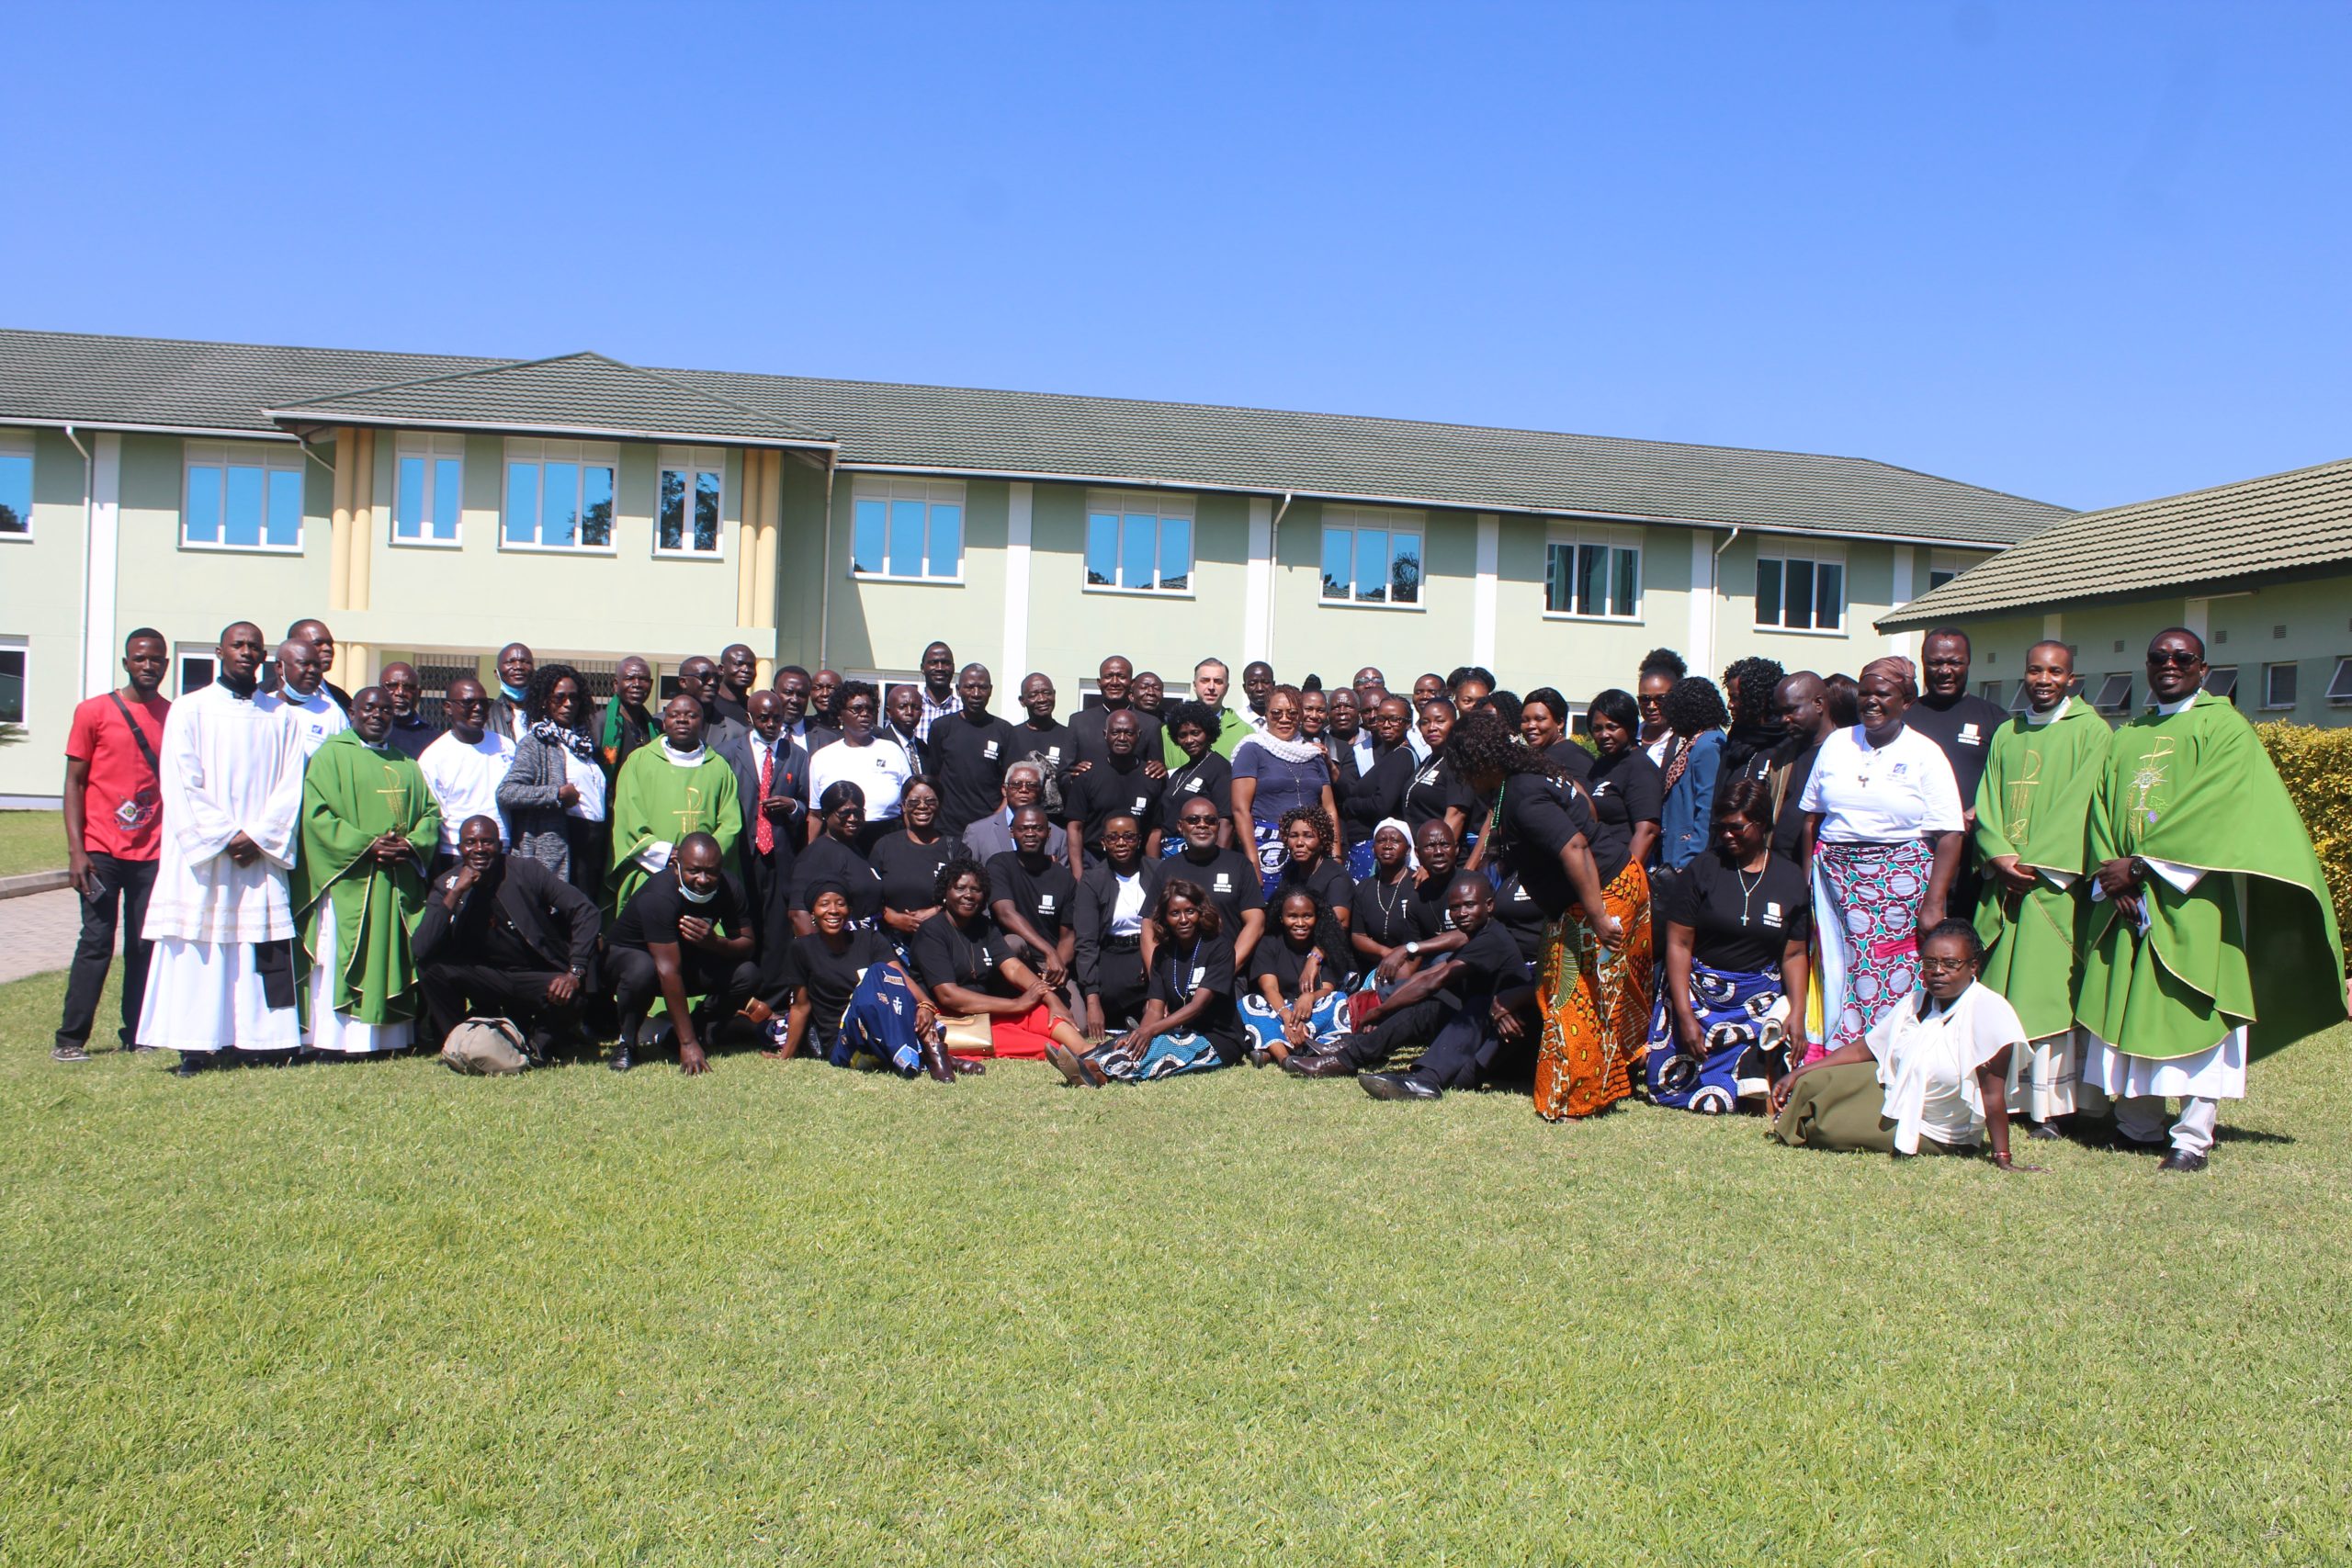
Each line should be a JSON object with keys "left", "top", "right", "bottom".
{"left": 1241, "top": 888, "right": 1354, "bottom": 1065}
{"left": 1270, "top": 806, "right": 1353, "bottom": 933}
{"left": 1769, "top": 919, "right": 2038, "bottom": 1168}
{"left": 910, "top": 860, "right": 1091, "bottom": 1065}
{"left": 791, "top": 782, "right": 884, "bottom": 935}
{"left": 1348, "top": 819, "right": 1419, "bottom": 976}
{"left": 1645, "top": 778, "right": 1812, "bottom": 1113}
{"left": 774, "top": 881, "right": 956, "bottom": 1082}
{"left": 1051, "top": 878, "right": 1245, "bottom": 1085}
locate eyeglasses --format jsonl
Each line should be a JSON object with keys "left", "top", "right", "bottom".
{"left": 2147, "top": 649, "right": 2202, "bottom": 667}
{"left": 1917, "top": 956, "right": 1972, "bottom": 973}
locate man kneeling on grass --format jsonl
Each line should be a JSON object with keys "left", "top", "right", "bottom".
{"left": 606, "top": 831, "right": 765, "bottom": 1076}
{"left": 1285, "top": 871, "right": 1536, "bottom": 1101}
{"left": 413, "top": 815, "right": 601, "bottom": 1063}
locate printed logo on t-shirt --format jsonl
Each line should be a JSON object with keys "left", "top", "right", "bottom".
{"left": 1183, "top": 778, "right": 1204, "bottom": 794}
{"left": 1511, "top": 884, "right": 1532, "bottom": 903}
{"left": 1213, "top": 873, "right": 1233, "bottom": 892}
{"left": 1890, "top": 762, "right": 1909, "bottom": 777}
{"left": 1132, "top": 795, "right": 1149, "bottom": 813}
{"left": 983, "top": 740, "right": 1001, "bottom": 761}
{"left": 1190, "top": 966, "right": 1206, "bottom": 989}
{"left": 1047, "top": 746, "right": 1063, "bottom": 761}
{"left": 1038, "top": 895, "right": 1057, "bottom": 914}
{"left": 1763, "top": 900, "right": 1784, "bottom": 928}
{"left": 1959, "top": 723, "right": 1981, "bottom": 746}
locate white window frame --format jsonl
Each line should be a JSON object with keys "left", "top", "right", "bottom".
{"left": 849, "top": 477, "right": 965, "bottom": 583}
{"left": 1753, "top": 544, "right": 1849, "bottom": 636}
{"left": 175, "top": 644, "right": 218, "bottom": 698}
{"left": 655, "top": 446, "right": 728, "bottom": 560}
{"left": 390, "top": 434, "right": 466, "bottom": 548}
{"left": 0, "top": 636, "right": 26, "bottom": 727}
{"left": 182, "top": 441, "right": 307, "bottom": 554}
{"left": 1082, "top": 489, "right": 1196, "bottom": 597}
{"left": 1543, "top": 525, "right": 1644, "bottom": 622}
{"left": 2204, "top": 665, "right": 2240, "bottom": 705}
{"left": 1925, "top": 550, "right": 1972, "bottom": 594}
{"left": 1318, "top": 505, "right": 1427, "bottom": 611}
{"left": 2327, "top": 657, "right": 2352, "bottom": 706}
{"left": 500, "top": 438, "right": 619, "bottom": 555}
{"left": 0, "top": 432, "right": 32, "bottom": 541}
{"left": 2262, "top": 660, "right": 2299, "bottom": 711}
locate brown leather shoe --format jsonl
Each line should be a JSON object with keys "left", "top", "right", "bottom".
{"left": 920, "top": 1037, "right": 956, "bottom": 1083}
{"left": 1283, "top": 1050, "right": 1358, "bottom": 1079}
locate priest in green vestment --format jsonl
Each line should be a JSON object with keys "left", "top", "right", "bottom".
{"left": 608, "top": 694, "right": 741, "bottom": 910}
{"left": 1972, "top": 640, "right": 2111, "bottom": 1135}
{"left": 292, "top": 688, "right": 441, "bottom": 1055}
{"left": 2075, "top": 628, "right": 2345, "bottom": 1172}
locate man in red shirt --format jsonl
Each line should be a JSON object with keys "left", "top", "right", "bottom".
{"left": 54, "top": 628, "right": 171, "bottom": 1063}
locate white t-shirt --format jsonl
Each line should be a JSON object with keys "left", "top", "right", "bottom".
{"left": 1109, "top": 870, "right": 1148, "bottom": 938}
{"left": 420, "top": 729, "right": 516, "bottom": 848}
{"left": 809, "top": 737, "right": 913, "bottom": 822}
{"left": 1866, "top": 980, "right": 2026, "bottom": 1153}
{"left": 561, "top": 743, "right": 607, "bottom": 823}
{"left": 257, "top": 686, "right": 349, "bottom": 760}
{"left": 1798, "top": 723, "right": 1964, "bottom": 843}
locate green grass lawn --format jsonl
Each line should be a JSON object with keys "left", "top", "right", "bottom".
{"left": 0, "top": 808, "right": 66, "bottom": 878}
{"left": 2, "top": 969, "right": 2346, "bottom": 1565}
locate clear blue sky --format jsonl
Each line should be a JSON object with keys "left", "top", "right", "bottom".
{"left": 8, "top": 1, "right": 2346, "bottom": 512}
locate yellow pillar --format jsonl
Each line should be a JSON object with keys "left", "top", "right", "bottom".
{"left": 734, "top": 449, "right": 761, "bottom": 628}
{"left": 347, "top": 428, "right": 375, "bottom": 610}
{"left": 328, "top": 426, "right": 356, "bottom": 612}
{"left": 753, "top": 449, "right": 781, "bottom": 627}
{"left": 343, "top": 642, "right": 373, "bottom": 687}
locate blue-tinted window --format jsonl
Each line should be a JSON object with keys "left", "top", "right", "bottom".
{"left": 187, "top": 464, "right": 223, "bottom": 544}
{"left": 888, "top": 498, "right": 925, "bottom": 576}
{"left": 1084, "top": 491, "right": 1192, "bottom": 592}
{"left": 505, "top": 463, "right": 539, "bottom": 545}
{"left": 854, "top": 497, "right": 888, "bottom": 573}
{"left": 853, "top": 480, "right": 966, "bottom": 580}
{"left": 581, "top": 464, "right": 613, "bottom": 547}
{"left": 1321, "top": 513, "right": 1422, "bottom": 605}
{"left": 542, "top": 462, "right": 580, "bottom": 548}
{"left": 395, "top": 450, "right": 463, "bottom": 542}
{"left": 0, "top": 452, "right": 29, "bottom": 534}
{"left": 926, "top": 501, "right": 961, "bottom": 577}
{"left": 266, "top": 469, "right": 303, "bottom": 548}
{"left": 223, "top": 464, "right": 265, "bottom": 547}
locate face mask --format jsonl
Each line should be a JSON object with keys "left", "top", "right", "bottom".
{"left": 501, "top": 682, "right": 527, "bottom": 702}
{"left": 677, "top": 877, "right": 718, "bottom": 905}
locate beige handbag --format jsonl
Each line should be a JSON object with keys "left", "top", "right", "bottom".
{"left": 934, "top": 1011, "right": 995, "bottom": 1055}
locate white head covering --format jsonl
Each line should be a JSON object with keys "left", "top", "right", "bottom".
{"left": 1374, "top": 817, "right": 1419, "bottom": 873}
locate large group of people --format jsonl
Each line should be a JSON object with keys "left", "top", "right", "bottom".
{"left": 52, "top": 614, "right": 2345, "bottom": 1175}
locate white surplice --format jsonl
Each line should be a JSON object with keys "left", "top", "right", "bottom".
{"left": 138, "top": 680, "right": 308, "bottom": 1052}
{"left": 257, "top": 684, "right": 349, "bottom": 759}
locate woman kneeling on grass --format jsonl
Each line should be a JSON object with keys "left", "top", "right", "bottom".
{"left": 1769, "top": 919, "right": 2040, "bottom": 1169}
{"left": 1050, "top": 879, "right": 1244, "bottom": 1085}
{"left": 1240, "top": 889, "right": 1353, "bottom": 1066}
{"left": 910, "top": 861, "right": 1091, "bottom": 1067}
{"left": 773, "top": 881, "right": 956, "bottom": 1082}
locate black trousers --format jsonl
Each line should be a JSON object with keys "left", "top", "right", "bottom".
{"left": 419, "top": 961, "right": 582, "bottom": 1052}
{"left": 1337, "top": 996, "right": 1448, "bottom": 1069}
{"left": 57, "top": 852, "right": 158, "bottom": 1049}
{"left": 608, "top": 945, "right": 760, "bottom": 1032}
{"left": 741, "top": 840, "right": 797, "bottom": 1002}
{"left": 1405, "top": 997, "right": 1503, "bottom": 1090}
{"left": 1086, "top": 942, "right": 1149, "bottom": 1032}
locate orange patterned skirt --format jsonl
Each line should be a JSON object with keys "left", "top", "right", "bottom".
{"left": 1532, "top": 860, "right": 1655, "bottom": 1122}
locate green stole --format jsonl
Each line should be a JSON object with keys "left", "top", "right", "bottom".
{"left": 1970, "top": 696, "right": 2111, "bottom": 1039}
{"left": 2075, "top": 691, "right": 2345, "bottom": 1059}
{"left": 606, "top": 742, "right": 741, "bottom": 910}
{"left": 291, "top": 728, "right": 441, "bottom": 1024}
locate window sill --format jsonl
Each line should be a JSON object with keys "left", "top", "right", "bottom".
{"left": 1082, "top": 583, "right": 1196, "bottom": 600}
{"left": 1542, "top": 610, "right": 1644, "bottom": 625}
{"left": 853, "top": 571, "right": 965, "bottom": 586}
{"left": 0, "top": 531, "right": 32, "bottom": 543}
{"left": 1754, "top": 624, "right": 1850, "bottom": 638}
{"left": 500, "top": 540, "right": 617, "bottom": 557}
{"left": 390, "top": 536, "right": 463, "bottom": 550}
{"left": 652, "top": 548, "right": 729, "bottom": 563}
{"left": 1318, "top": 597, "right": 1426, "bottom": 613}
{"left": 179, "top": 539, "right": 305, "bottom": 556}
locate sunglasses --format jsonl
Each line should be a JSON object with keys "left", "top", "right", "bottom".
{"left": 2147, "top": 650, "right": 2202, "bottom": 667}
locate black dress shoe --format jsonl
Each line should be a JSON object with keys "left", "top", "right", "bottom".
{"left": 1283, "top": 1051, "right": 1357, "bottom": 1079}
{"left": 2111, "top": 1132, "right": 2167, "bottom": 1156}
{"left": 2026, "top": 1119, "right": 2064, "bottom": 1141}
{"left": 607, "top": 1045, "right": 635, "bottom": 1073}
{"left": 172, "top": 1053, "right": 209, "bottom": 1077}
{"left": 1361, "top": 1072, "right": 1441, "bottom": 1101}
{"left": 2157, "top": 1149, "right": 2209, "bottom": 1174}
{"left": 920, "top": 1037, "right": 956, "bottom": 1083}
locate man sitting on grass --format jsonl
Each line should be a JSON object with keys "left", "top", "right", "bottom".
{"left": 413, "top": 816, "right": 601, "bottom": 1064}
{"left": 606, "top": 831, "right": 763, "bottom": 1076}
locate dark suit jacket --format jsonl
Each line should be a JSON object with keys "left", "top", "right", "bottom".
{"left": 413, "top": 853, "right": 601, "bottom": 974}
{"left": 718, "top": 730, "right": 811, "bottom": 852}
{"left": 1072, "top": 856, "right": 1166, "bottom": 992}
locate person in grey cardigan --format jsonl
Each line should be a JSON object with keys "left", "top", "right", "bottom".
{"left": 496, "top": 662, "right": 609, "bottom": 902}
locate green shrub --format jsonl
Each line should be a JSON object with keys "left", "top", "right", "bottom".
{"left": 2257, "top": 722, "right": 2352, "bottom": 968}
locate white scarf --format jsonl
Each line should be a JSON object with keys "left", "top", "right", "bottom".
{"left": 662, "top": 741, "right": 707, "bottom": 768}
{"left": 1238, "top": 729, "right": 1326, "bottom": 767}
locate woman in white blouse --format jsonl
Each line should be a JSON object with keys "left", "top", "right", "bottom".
{"left": 1769, "top": 919, "right": 2037, "bottom": 1169}
{"left": 1796, "top": 655, "right": 1965, "bottom": 1064}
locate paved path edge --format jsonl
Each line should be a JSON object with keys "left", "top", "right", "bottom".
{"left": 0, "top": 871, "right": 71, "bottom": 900}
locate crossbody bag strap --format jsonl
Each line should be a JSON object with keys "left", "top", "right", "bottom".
{"left": 109, "top": 693, "right": 162, "bottom": 777}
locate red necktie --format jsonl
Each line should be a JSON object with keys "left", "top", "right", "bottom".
{"left": 755, "top": 743, "right": 776, "bottom": 854}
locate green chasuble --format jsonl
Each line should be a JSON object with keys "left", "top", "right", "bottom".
{"left": 1971, "top": 695, "right": 2111, "bottom": 1040}
{"left": 291, "top": 729, "right": 441, "bottom": 1025}
{"left": 2075, "top": 691, "right": 2344, "bottom": 1060}
{"left": 607, "top": 743, "right": 741, "bottom": 910}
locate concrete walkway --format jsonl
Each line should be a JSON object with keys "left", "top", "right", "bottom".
{"left": 0, "top": 888, "right": 94, "bottom": 985}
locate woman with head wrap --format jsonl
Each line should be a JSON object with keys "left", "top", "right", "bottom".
{"left": 1795, "top": 655, "right": 1966, "bottom": 1066}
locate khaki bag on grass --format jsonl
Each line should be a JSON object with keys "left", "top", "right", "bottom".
{"left": 441, "top": 1017, "right": 530, "bottom": 1076}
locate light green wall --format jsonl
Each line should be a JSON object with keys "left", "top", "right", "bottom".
{"left": 0, "top": 428, "right": 94, "bottom": 796}
{"left": 1918, "top": 570, "right": 2352, "bottom": 728}
{"left": 1021, "top": 483, "right": 1250, "bottom": 697}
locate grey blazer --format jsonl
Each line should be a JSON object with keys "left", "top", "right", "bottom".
{"left": 496, "top": 729, "right": 594, "bottom": 882}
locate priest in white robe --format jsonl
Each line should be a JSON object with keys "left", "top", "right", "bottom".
{"left": 139, "top": 622, "right": 309, "bottom": 1066}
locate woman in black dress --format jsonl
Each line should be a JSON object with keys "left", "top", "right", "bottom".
{"left": 1583, "top": 688, "right": 1663, "bottom": 872}
{"left": 1055, "top": 878, "right": 1245, "bottom": 1086}
{"left": 870, "top": 775, "right": 965, "bottom": 951}
{"left": 790, "top": 782, "right": 884, "bottom": 935}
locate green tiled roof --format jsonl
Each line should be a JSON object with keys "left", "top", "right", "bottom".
{"left": 1879, "top": 456, "right": 2352, "bottom": 630}
{"left": 267, "top": 352, "right": 832, "bottom": 448}
{"left": 0, "top": 327, "right": 2066, "bottom": 546}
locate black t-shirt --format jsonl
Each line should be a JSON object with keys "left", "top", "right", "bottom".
{"left": 1010, "top": 717, "right": 1077, "bottom": 780}
{"left": 1587, "top": 749, "right": 1665, "bottom": 834}
{"left": 1665, "top": 850, "right": 1812, "bottom": 973}
{"left": 1272, "top": 855, "right": 1353, "bottom": 923}
{"left": 1249, "top": 933, "right": 1343, "bottom": 999}
{"left": 1344, "top": 745, "right": 1414, "bottom": 831}
{"left": 1163, "top": 845, "right": 1264, "bottom": 936}
{"left": 1070, "top": 705, "right": 1166, "bottom": 771}
{"left": 1545, "top": 739, "right": 1594, "bottom": 783}
{"left": 910, "top": 911, "right": 1017, "bottom": 999}
{"left": 1770, "top": 739, "right": 1822, "bottom": 863}
{"left": 1490, "top": 873, "right": 1548, "bottom": 964}
{"left": 1160, "top": 750, "right": 1234, "bottom": 835}
{"left": 1066, "top": 758, "right": 1168, "bottom": 853}
{"left": 1905, "top": 693, "right": 2008, "bottom": 812}
{"left": 986, "top": 850, "right": 1078, "bottom": 949}
{"left": 784, "top": 927, "right": 899, "bottom": 1039}
{"left": 611, "top": 867, "right": 751, "bottom": 952}
{"left": 870, "top": 829, "right": 967, "bottom": 914}
{"left": 789, "top": 834, "right": 884, "bottom": 924}
{"left": 1350, "top": 868, "right": 1420, "bottom": 957}
{"left": 1148, "top": 929, "right": 1244, "bottom": 1058}
{"left": 1405, "top": 753, "right": 1473, "bottom": 829}
{"left": 1443, "top": 919, "right": 1532, "bottom": 1000}
{"left": 1407, "top": 869, "right": 1460, "bottom": 939}
{"left": 1492, "top": 774, "right": 1610, "bottom": 917}
{"left": 928, "top": 711, "right": 1021, "bottom": 831}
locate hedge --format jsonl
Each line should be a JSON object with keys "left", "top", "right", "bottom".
{"left": 2257, "top": 722, "right": 2352, "bottom": 969}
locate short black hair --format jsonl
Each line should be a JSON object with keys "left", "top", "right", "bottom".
{"left": 1587, "top": 688, "right": 1638, "bottom": 733}
{"left": 1720, "top": 657, "right": 1785, "bottom": 724}
{"left": 1661, "top": 675, "right": 1729, "bottom": 737}
{"left": 1924, "top": 626, "right": 1973, "bottom": 652}
{"left": 1165, "top": 700, "right": 1218, "bottom": 737}
{"left": 1919, "top": 917, "right": 1984, "bottom": 967}
{"left": 933, "top": 856, "right": 989, "bottom": 907}
{"left": 2149, "top": 627, "right": 2207, "bottom": 659}
{"left": 124, "top": 626, "right": 164, "bottom": 649}
{"left": 1639, "top": 648, "right": 1688, "bottom": 681}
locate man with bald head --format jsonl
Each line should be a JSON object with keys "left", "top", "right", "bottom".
{"left": 1764, "top": 671, "right": 1832, "bottom": 863}
{"left": 732, "top": 686, "right": 809, "bottom": 993}
{"left": 598, "top": 655, "right": 657, "bottom": 773}
{"left": 1070, "top": 654, "right": 1166, "bottom": 770}
{"left": 418, "top": 676, "right": 515, "bottom": 874}
{"left": 715, "top": 644, "right": 759, "bottom": 728}
{"left": 139, "top": 620, "right": 309, "bottom": 1066}
{"left": 286, "top": 618, "right": 354, "bottom": 712}
{"left": 488, "top": 643, "right": 536, "bottom": 741}
{"left": 378, "top": 661, "right": 441, "bottom": 761}
{"left": 1352, "top": 667, "right": 1388, "bottom": 708}
{"left": 413, "top": 815, "right": 600, "bottom": 1063}
{"left": 675, "top": 654, "right": 749, "bottom": 750}
{"left": 929, "top": 662, "right": 1020, "bottom": 835}
{"left": 258, "top": 637, "right": 349, "bottom": 759}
